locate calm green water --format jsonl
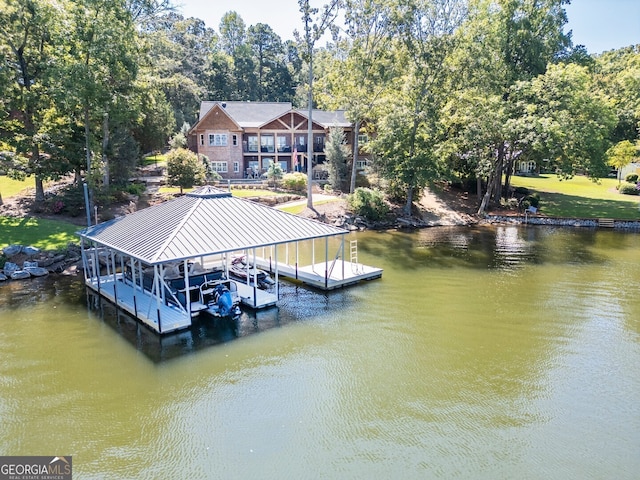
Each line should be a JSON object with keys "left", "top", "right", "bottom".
{"left": 1, "top": 225, "right": 639, "bottom": 479}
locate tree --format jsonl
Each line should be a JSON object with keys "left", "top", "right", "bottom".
{"left": 511, "top": 63, "right": 616, "bottom": 179}
{"left": 372, "top": 0, "right": 467, "bottom": 215}
{"left": 607, "top": 140, "right": 639, "bottom": 183}
{"left": 324, "top": 126, "right": 349, "bottom": 191}
{"left": 296, "top": 0, "right": 341, "bottom": 209}
{"left": 132, "top": 78, "right": 176, "bottom": 153}
{"left": 248, "top": 23, "right": 294, "bottom": 102}
{"left": 594, "top": 46, "right": 640, "bottom": 145}
{"left": 63, "top": 0, "right": 139, "bottom": 192}
{"left": 166, "top": 148, "right": 206, "bottom": 193}
{"left": 266, "top": 159, "right": 283, "bottom": 188}
{"left": 316, "top": 0, "right": 395, "bottom": 194}
{"left": 447, "top": 0, "right": 572, "bottom": 214}
{"left": 0, "top": 0, "right": 64, "bottom": 202}
{"left": 219, "top": 11, "right": 246, "bottom": 55}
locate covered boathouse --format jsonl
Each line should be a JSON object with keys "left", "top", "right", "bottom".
{"left": 78, "top": 186, "right": 382, "bottom": 334}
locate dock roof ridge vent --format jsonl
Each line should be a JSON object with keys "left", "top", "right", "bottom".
{"left": 186, "top": 185, "right": 232, "bottom": 199}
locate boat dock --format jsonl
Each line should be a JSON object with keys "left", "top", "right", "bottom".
{"left": 79, "top": 187, "right": 383, "bottom": 335}
{"left": 254, "top": 257, "right": 382, "bottom": 290}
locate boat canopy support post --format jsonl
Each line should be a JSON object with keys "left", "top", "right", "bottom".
{"left": 324, "top": 236, "right": 329, "bottom": 289}
{"left": 183, "top": 259, "right": 191, "bottom": 318}
{"left": 275, "top": 244, "right": 279, "bottom": 300}
{"left": 154, "top": 264, "right": 163, "bottom": 333}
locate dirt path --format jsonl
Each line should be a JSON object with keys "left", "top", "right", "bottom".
{"left": 417, "top": 187, "right": 476, "bottom": 226}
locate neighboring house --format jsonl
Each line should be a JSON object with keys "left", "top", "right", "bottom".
{"left": 187, "top": 101, "right": 371, "bottom": 180}
{"left": 620, "top": 162, "right": 640, "bottom": 179}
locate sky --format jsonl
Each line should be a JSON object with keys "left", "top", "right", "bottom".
{"left": 177, "top": 0, "right": 639, "bottom": 55}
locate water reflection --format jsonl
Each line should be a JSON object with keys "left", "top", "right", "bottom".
{"left": 1, "top": 225, "right": 639, "bottom": 479}
{"left": 84, "top": 282, "right": 356, "bottom": 363}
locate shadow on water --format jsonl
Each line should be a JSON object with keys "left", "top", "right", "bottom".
{"left": 84, "top": 281, "right": 355, "bottom": 363}
{"left": 359, "top": 224, "right": 616, "bottom": 271}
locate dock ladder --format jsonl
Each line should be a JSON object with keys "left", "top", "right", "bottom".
{"left": 350, "top": 240, "right": 362, "bottom": 274}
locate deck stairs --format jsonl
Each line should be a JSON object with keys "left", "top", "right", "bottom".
{"left": 598, "top": 218, "right": 615, "bottom": 228}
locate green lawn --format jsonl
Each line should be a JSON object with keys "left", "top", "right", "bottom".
{"left": 157, "top": 185, "right": 288, "bottom": 198}
{"left": 0, "top": 175, "right": 33, "bottom": 199}
{"left": 142, "top": 153, "right": 167, "bottom": 167}
{"left": 510, "top": 174, "right": 640, "bottom": 220}
{"left": 278, "top": 198, "right": 339, "bottom": 215}
{"left": 0, "top": 216, "right": 80, "bottom": 251}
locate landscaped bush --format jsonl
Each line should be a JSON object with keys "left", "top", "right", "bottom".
{"left": 514, "top": 186, "right": 530, "bottom": 195}
{"left": 126, "top": 182, "right": 146, "bottom": 196}
{"left": 347, "top": 187, "right": 389, "bottom": 221}
{"left": 625, "top": 173, "right": 638, "bottom": 183}
{"left": 281, "top": 172, "right": 307, "bottom": 192}
{"left": 526, "top": 192, "right": 540, "bottom": 208}
{"left": 500, "top": 198, "right": 520, "bottom": 210}
{"left": 618, "top": 183, "right": 639, "bottom": 195}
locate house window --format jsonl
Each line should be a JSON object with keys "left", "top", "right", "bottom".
{"left": 358, "top": 134, "right": 368, "bottom": 144}
{"left": 208, "top": 134, "right": 228, "bottom": 146}
{"left": 232, "top": 134, "right": 238, "bottom": 146}
{"left": 199, "top": 134, "right": 204, "bottom": 146}
{"left": 277, "top": 135, "right": 290, "bottom": 152}
{"left": 247, "top": 136, "right": 258, "bottom": 152}
{"left": 233, "top": 161, "right": 239, "bottom": 173}
{"left": 356, "top": 159, "right": 369, "bottom": 169}
{"left": 260, "top": 134, "right": 274, "bottom": 153}
{"left": 211, "top": 161, "right": 228, "bottom": 173}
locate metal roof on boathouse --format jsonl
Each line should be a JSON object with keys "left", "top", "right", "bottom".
{"left": 79, "top": 186, "right": 348, "bottom": 264}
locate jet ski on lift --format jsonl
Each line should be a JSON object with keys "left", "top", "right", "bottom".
{"left": 229, "top": 255, "right": 275, "bottom": 290}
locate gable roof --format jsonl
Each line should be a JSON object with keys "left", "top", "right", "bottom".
{"left": 79, "top": 186, "right": 347, "bottom": 264}
{"left": 199, "top": 101, "right": 293, "bottom": 128}
{"left": 195, "top": 101, "right": 352, "bottom": 130}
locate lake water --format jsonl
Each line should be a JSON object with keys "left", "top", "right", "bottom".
{"left": 0, "top": 225, "right": 638, "bottom": 479}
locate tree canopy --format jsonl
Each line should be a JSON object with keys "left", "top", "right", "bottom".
{"left": 1, "top": 0, "right": 637, "bottom": 215}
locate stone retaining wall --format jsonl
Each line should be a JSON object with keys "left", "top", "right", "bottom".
{"left": 484, "top": 215, "right": 640, "bottom": 230}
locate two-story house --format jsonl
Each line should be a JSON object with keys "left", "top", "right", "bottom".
{"left": 187, "top": 101, "right": 370, "bottom": 180}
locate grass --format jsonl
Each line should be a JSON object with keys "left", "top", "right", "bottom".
{"left": 142, "top": 153, "right": 167, "bottom": 167}
{"left": 0, "top": 175, "right": 33, "bottom": 199}
{"left": 157, "top": 185, "right": 289, "bottom": 198}
{"left": 510, "top": 174, "right": 640, "bottom": 220}
{"left": 0, "top": 216, "right": 80, "bottom": 251}
{"left": 278, "top": 198, "right": 339, "bottom": 215}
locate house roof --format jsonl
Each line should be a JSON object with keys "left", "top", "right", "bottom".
{"left": 199, "top": 101, "right": 293, "bottom": 128}
{"left": 196, "top": 101, "right": 351, "bottom": 130}
{"left": 298, "top": 109, "right": 351, "bottom": 128}
{"left": 78, "top": 186, "right": 347, "bottom": 265}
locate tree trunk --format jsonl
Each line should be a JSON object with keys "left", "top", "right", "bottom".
{"left": 102, "top": 112, "right": 110, "bottom": 187}
{"left": 350, "top": 120, "right": 360, "bottom": 194}
{"left": 493, "top": 144, "right": 504, "bottom": 203}
{"left": 34, "top": 174, "right": 45, "bottom": 203}
{"left": 84, "top": 102, "right": 92, "bottom": 174}
{"left": 306, "top": 55, "right": 314, "bottom": 209}
{"left": 503, "top": 152, "right": 515, "bottom": 198}
{"left": 477, "top": 173, "right": 495, "bottom": 215}
{"left": 29, "top": 129, "right": 45, "bottom": 203}
{"left": 476, "top": 177, "right": 483, "bottom": 203}
{"left": 404, "top": 185, "right": 414, "bottom": 216}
